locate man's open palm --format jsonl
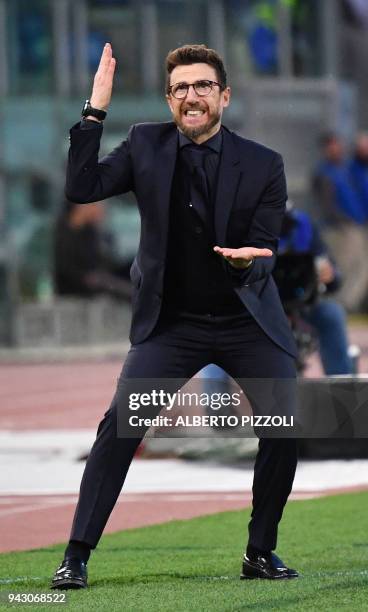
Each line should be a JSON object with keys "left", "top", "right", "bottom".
{"left": 214, "top": 245, "right": 273, "bottom": 269}
{"left": 90, "top": 43, "right": 116, "bottom": 111}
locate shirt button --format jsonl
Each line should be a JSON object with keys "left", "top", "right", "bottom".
{"left": 194, "top": 226, "right": 202, "bottom": 234}
{"left": 189, "top": 202, "right": 193, "bottom": 207}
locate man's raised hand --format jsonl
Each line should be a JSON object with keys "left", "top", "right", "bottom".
{"left": 214, "top": 245, "right": 273, "bottom": 269}
{"left": 90, "top": 43, "right": 116, "bottom": 111}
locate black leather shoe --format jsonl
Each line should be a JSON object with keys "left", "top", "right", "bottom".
{"left": 240, "top": 551, "right": 298, "bottom": 580}
{"left": 50, "top": 557, "right": 87, "bottom": 590}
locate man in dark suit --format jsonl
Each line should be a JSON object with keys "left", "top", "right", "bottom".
{"left": 51, "top": 43, "right": 299, "bottom": 589}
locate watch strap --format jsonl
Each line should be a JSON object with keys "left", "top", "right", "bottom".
{"left": 81, "top": 99, "right": 107, "bottom": 121}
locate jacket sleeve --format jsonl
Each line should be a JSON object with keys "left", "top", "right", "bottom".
{"left": 65, "top": 122, "right": 135, "bottom": 203}
{"left": 228, "top": 152, "right": 287, "bottom": 286}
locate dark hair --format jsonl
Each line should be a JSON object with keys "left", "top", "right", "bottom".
{"left": 165, "top": 44, "right": 227, "bottom": 94}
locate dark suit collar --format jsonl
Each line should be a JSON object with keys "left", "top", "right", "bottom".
{"left": 158, "top": 121, "right": 235, "bottom": 156}
{"left": 178, "top": 128, "right": 222, "bottom": 153}
{"left": 220, "top": 125, "right": 241, "bottom": 165}
{"left": 154, "top": 126, "right": 179, "bottom": 257}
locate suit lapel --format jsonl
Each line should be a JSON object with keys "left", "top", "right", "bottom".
{"left": 155, "top": 126, "right": 178, "bottom": 248}
{"left": 214, "top": 128, "right": 242, "bottom": 246}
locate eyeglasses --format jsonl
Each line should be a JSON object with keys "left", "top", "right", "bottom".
{"left": 168, "top": 79, "right": 222, "bottom": 99}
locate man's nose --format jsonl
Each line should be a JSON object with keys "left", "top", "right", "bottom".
{"left": 185, "top": 85, "right": 200, "bottom": 101}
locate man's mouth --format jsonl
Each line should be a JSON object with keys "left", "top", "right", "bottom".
{"left": 183, "top": 109, "right": 206, "bottom": 116}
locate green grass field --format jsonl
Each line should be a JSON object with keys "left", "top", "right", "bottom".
{"left": 1, "top": 492, "right": 368, "bottom": 611}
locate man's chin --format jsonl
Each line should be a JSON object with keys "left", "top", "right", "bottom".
{"left": 179, "top": 125, "right": 208, "bottom": 140}
{"left": 176, "top": 116, "right": 220, "bottom": 141}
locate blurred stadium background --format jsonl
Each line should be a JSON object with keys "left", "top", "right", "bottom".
{"left": 1, "top": 0, "right": 368, "bottom": 347}
{"left": 2, "top": 0, "right": 368, "bottom": 559}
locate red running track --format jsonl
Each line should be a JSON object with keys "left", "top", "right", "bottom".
{"left": 1, "top": 323, "right": 367, "bottom": 554}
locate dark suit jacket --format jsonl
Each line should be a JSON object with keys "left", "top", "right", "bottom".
{"left": 66, "top": 121, "right": 297, "bottom": 357}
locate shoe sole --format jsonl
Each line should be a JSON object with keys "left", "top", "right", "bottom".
{"left": 240, "top": 572, "right": 298, "bottom": 580}
{"left": 51, "top": 579, "right": 87, "bottom": 590}
{"left": 240, "top": 574, "right": 299, "bottom": 580}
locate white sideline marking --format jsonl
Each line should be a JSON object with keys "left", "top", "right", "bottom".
{"left": 0, "top": 498, "right": 78, "bottom": 518}
{"left": 0, "top": 577, "right": 43, "bottom": 585}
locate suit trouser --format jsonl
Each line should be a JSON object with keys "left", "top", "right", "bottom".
{"left": 70, "top": 310, "right": 297, "bottom": 552}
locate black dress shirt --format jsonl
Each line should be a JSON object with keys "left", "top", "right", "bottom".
{"left": 178, "top": 129, "right": 222, "bottom": 207}
{"left": 163, "top": 128, "right": 244, "bottom": 315}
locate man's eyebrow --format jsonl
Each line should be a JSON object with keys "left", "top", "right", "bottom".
{"left": 171, "top": 79, "right": 210, "bottom": 86}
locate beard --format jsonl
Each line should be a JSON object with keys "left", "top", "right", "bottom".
{"left": 174, "top": 108, "right": 221, "bottom": 140}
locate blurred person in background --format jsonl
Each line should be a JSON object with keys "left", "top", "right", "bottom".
{"left": 348, "top": 132, "right": 368, "bottom": 309}
{"left": 312, "top": 132, "right": 368, "bottom": 311}
{"left": 53, "top": 200, "right": 132, "bottom": 300}
{"left": 277, "top": 204, "right": 353, "bottom": 376}
{"left": 349, "top": 132, "right": 368, "bottom": 210}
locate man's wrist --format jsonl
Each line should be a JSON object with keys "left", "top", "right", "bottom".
{"left": 228, "top": 258, "right": 253, "bottom": 269}
{"left": 81, "top": 99, "right": 107, "bottom": 121}
{"left": 84, "top": 115, "right": 102, "bottom": 123}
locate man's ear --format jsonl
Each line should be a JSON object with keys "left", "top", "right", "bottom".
{"left": 222, "top": 86, "right": 231, "bottom": 108}
{"left": 166, "top": 94, "right": 173, "bottom": 113}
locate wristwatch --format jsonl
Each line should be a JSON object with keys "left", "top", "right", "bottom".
{"left": 81, "top": 99, "right": 107, "bottom": 121}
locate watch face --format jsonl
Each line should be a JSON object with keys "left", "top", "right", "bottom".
{"left": 82, "top": 100, "right": 90, "bottom": 115}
